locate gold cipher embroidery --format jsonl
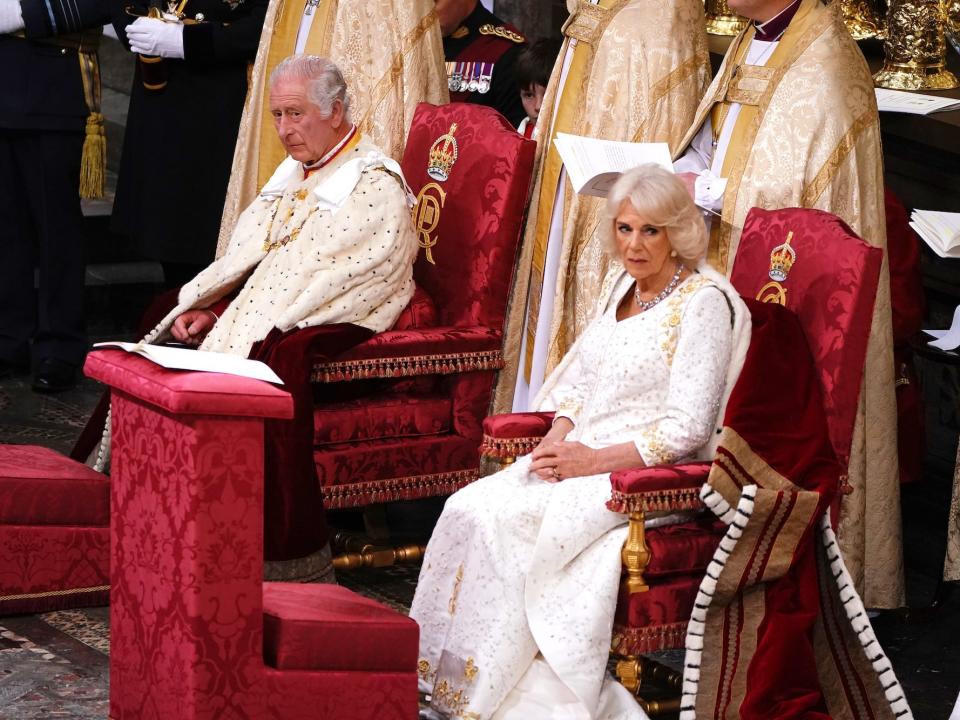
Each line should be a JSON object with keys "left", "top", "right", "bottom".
{"left": 412, "top": 182, "right": 446, "bottom": 265}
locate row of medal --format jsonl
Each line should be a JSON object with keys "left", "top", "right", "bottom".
{"left": 445, "top": 61, "right": 494, "bottom": 94}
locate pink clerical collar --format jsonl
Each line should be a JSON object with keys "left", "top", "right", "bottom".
{"left": 303, "top": 124, "right": 357, "bottom": 177}
{"left": 754, "top": 0, "right": 801, "bottom": 40}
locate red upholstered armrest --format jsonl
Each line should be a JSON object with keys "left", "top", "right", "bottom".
{"left": 311, "top": 326, "right": 503, "bottom": 382}
{"left": 480, "top": 411, "right": 555, "bottom": 459}
{"left": 606, "top": 461, "right": 711, "bottom": 514}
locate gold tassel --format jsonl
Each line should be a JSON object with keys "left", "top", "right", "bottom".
{"left": 79, "top": 112, "right": 106, "bottom": 200}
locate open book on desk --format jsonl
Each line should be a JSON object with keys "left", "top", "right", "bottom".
{"left": 552, "top": 133, "right": 673, "bottom": 198}
{"left": 93, "top": 342, "right": 284, "bottom": 384}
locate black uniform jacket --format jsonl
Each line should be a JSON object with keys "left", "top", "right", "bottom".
{"left": 0, "top": 0, "right": 112, "bottom": 131}
{"left": 111, "top": 0, "right": 267, "bottom": 265}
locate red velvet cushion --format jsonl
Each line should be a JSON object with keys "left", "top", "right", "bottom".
{"left": 313, "top": 393, "right": 451, "bottom": 445}
{"left": 613, "top": 574, "right": 703, "bottom": 654}
{"left": 609, "top": 462, "right": 711, "bottom": 498}
{"left": 401, "top": 103, "right": 536, "bottom": 330}
{"left": 0, "top": 445, "right": 109, "bottom": 526}
{"left": 84, "top": 350, "right": 293, "bottom": 419}
{"left": 391, "top": 285, "right": 438, "bottom": 332}
{"left": 316, "top": 434, "right": 479, "bottom": 509}
{"left": 482, "top": 411, "right": 555, "bottom": 439}
{"left": 643, "top": 516, "right": 725, "bottom": 578}
{"left": 263, "top": 583, "right": 418, "bottom": 672}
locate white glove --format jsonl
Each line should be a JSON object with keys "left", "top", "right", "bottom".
{"left": 0, "top": 0, "right": 25, "bottom": 35}
{"left": 126, "top": 16, "right": 184, "bottom": 59}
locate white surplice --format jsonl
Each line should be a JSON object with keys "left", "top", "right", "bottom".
{"left": 411, "top": 269, "right": 750, "bottom": 720}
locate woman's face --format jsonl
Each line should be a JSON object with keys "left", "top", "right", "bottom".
{"left": 614, "top": 200, "right": 675, "bottom": 287}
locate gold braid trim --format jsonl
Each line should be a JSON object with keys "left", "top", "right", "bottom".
{"left": 800, "top": 108, "right": 877, "bottom": 208}
{"left": 611, "top": 620, "right": 688, "bottom": 655}
{"left": 312, "top": 350, "right": 503, "bottom": 382}
{"left": 321, "top": 468, "right": 479, "bottom": 509}
{"left": 479, "top": 435, "right": 543, "bottom": 459}
{"left": 606, "top": 486, "right": 705, "bottom": 514}
{"left": 0, "top": 584, "right": 109, "bottom": 602}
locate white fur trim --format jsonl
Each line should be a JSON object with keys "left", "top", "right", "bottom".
{"left": 680, "top": 484, "right": 757, "bottom": 717}
{"left": 819, "top": 514, "right": 914, "bottom": 719}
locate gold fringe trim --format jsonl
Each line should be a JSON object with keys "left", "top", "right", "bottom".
{"left": 606, "top": 486, "right": 705, "bottom": 514}
{"left": 78, "top": 51, "right": 105, "bottom": 200}
{"left": 479, "top": 434, "right": 543, "bottom": 459}
{"left": 321, "top": 468, "right": 479, "bottom": 509}
{"left": 312, "top": 350, "right": 503, "bottom": 382}
{"left": 611, "top": 620, "right": 689, "bottom": 655}
{"left": 0, "top": 584, "right": 109, "bottom": 602}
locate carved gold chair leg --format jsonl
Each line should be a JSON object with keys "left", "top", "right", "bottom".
{"left": 637, "top": 696, "right": 682, "bottom": 716}
{"left": 331, "top": 531, "right": 426, "bottom": 571}
{"left": 641, "top": 657, "right": 683, "bottom": 692}
{"left": 614, "top": 655, "right": 643, "bottom": 693}
{"left": 621, "top": 510, "right": 650, "bottom": 594}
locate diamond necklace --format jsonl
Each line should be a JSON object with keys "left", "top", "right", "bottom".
{"left": 634, "top": 263, "right": 684, "bottom": 312}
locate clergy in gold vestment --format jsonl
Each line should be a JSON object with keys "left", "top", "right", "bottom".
{"left": 673, "top": 0, "right": 904, "bottom": 608}
{"left": 216, "top": 0, "right": 447, "bottom": 256}
{"left": 493, "top": 0, "right": 710, "bottom": 414}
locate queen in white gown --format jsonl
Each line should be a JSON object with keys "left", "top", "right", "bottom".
{"left": 410, "top": 165, "right": 752, "bottom": 720}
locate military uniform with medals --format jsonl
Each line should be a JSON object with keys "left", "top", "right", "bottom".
{"left": 0, "top": 0, "right": 111, "bottom": 386}
{"left": 443, "top": 3, "right": 526, "bottom": 127}
{"left": 111, "top": 0, "right": 268, "bottom": 279}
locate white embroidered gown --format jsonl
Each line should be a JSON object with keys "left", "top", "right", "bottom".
{"left": 410, "top": 273, "right": 738, "bottom": 720}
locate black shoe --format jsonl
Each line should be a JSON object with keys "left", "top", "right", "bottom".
{"left": 0, "top": 357, "right": 29, "bottom": 380}
{"left": 32, "top": 358, "right": 78, "bottom": 393}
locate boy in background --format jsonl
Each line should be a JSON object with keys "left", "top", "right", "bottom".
{"left": 515, "top": 37, "right": 561, "bottom": 139}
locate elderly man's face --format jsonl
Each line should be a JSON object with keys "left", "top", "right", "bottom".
{"left": 435, "top": 0, "right": 477, "bottom": 36}
{"left": 270, "top": 76, "right": 345, "bottom": 164}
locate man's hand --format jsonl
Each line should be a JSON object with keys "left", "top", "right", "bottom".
{"left": 530, "top": 440, "right": 599, "bottom": 483}
{"left": 126, "top": 16, "right": 185, "bottom": 58}
{"left": 677, "top": 171, "right": 698, "bottom": 200}
{"left": 170, "top": 310, "right": 216, "bottom": 346}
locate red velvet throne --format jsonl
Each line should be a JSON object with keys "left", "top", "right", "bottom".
{"left": 84, "top": 349, "right": 419, "bottom": 720}
{"left": 309, "top": 103, "right": 535, "bottom": 565}
{"left": 480, "top": 207, "right": 883, "bottom": 713}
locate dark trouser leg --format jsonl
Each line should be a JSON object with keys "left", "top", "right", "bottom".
{"left": 0, "top": 130, "right": 37, "bottom": 365}
{"left": 20, "top": 130, "right": 88, "bottom": 367}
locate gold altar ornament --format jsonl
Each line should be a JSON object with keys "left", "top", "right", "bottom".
{"left": 874, "top": 0, "right": 959, "bottom": 90}
{"left": 704, "top": 0, "right": 747, "bottom": 36}
{"left": 838, "top": 0, "right": 885, "bottom": 40}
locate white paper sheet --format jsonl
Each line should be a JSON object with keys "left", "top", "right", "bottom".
{"left": 553, "top": 133, "right": 672, "bottom": 198}
{"left": 875, "top": 88, "right": 960, "bottom": 115}
{"left": 93, "top": 342, "right": 284, "bottom": 384}
{"left": 923, "top": 304, "right": 960, "bottom": 352}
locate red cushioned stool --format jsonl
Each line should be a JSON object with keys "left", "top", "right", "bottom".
{"left": 0, "top": 445, "right": 109, "bottom": 615}
{"left": 264, "top": 583, "right": 417, "bottom": 671}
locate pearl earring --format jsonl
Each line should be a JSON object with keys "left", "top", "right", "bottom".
{"left": 670, "top": 250, "right": 678, "bottom": 258}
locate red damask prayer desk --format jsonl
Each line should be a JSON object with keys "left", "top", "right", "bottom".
{"left": 85, "top": 350, "right": 418, "bottom": 720}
